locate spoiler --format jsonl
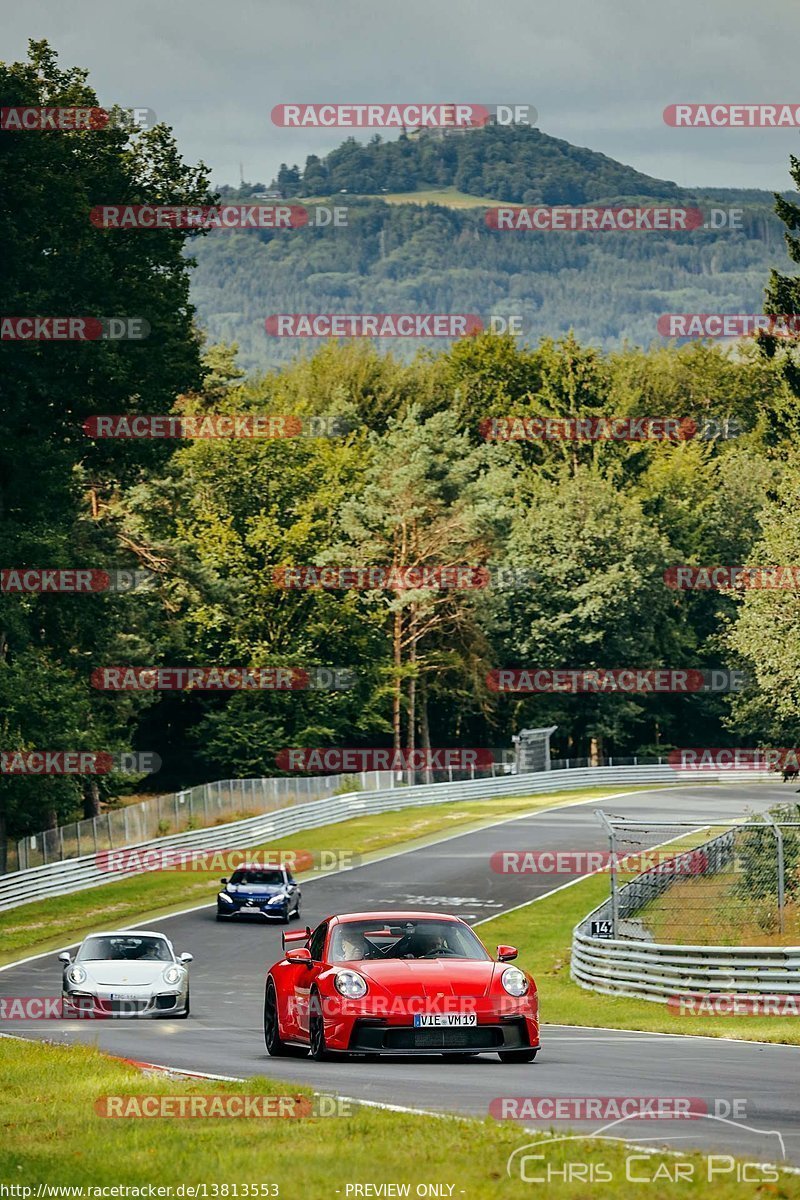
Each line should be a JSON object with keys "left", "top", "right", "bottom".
{"left": 282, "top": 927, "right": 311, "bottom": 953}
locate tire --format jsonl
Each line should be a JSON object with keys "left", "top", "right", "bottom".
{"left": 264, "top": 980, "right": 307, "bottom": 1057}
{"left": 498, "top": 1048, "right": 538, "bottom": 1063}
{"left": 292, "top": 898, "right": 302, "bottom": 921}
{"left": 279, "top": 909, "right": 290, "bottom": 925}
{"left": 175, "top": 988, "right": 190, "bottom": 1019}
{"left": 308, "top": 990, "right": 333, "bottom": 1061}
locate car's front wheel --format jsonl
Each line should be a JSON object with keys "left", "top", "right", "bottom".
{"left": 498, "top": 1048, "right": 538, "bottom": 1063}
{"left": 175, "top": 988, "right": 190, "bottom": 1019}
{"left": 264, "top": 981, "right": 307, "bottom": 1057}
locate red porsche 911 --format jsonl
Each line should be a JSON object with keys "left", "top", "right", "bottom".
{"left": 263, "top": 910, "right": 539, "bottom": 1062}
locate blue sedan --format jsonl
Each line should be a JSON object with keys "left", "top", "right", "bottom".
{"left": 216, "top": 867, "right": 301, "bottom": 923}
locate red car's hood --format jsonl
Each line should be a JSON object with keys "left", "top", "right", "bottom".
{"left": 355, "top": 958, "right": 499, "bottom": 998}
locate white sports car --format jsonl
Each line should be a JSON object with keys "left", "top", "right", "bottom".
{"left": 59, "top": 930, "right": 192, "bottom": 1018}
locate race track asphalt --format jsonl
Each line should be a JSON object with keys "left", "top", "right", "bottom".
{"left": 2, "top": 782, "right": 798, "bottom": 1168}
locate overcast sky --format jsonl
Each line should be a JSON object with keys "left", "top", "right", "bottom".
{"left": 6, "top": 0, "right": 800, "bottom": 191}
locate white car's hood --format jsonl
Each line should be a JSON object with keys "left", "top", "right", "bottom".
{"left": 80, "top": 961, "right": 173, "bottom": 987}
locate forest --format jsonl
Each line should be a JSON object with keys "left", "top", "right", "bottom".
{"left": 3, "top": 42, "right": 800, "bottom": 853}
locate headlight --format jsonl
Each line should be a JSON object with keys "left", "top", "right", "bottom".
{"left": 268, "top": 893, "right": 288, "bottom": 904}
{"left": 218, "top": 892, "right": 234, "bottom": 904}
{"left": 501, "top": 967, "right": 529, "bottom": 997}
{"left": 67, "top": 966, "right": 86, "bottom": 986}
{"left": 163, "top": 965, "right": 182, "bottom": 985}
{"left": 334, "top": 970, "right": 367, "bottom": 998}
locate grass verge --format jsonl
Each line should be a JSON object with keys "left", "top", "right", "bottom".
{"left": 1, "top": 1037, "right": 796, "bottom": 1195}
{"left": 0, "top": 785, "right": 665, "bottom": 965}
{"left": 479, "top": 871, "right": 800, "bottom": 1045}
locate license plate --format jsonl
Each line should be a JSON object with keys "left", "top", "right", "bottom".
{"left": 413, "top": 1014, "right": 477, "bottom": 1027}
{"left": 109, "top": 993, "right": 140, "bottom": 1001}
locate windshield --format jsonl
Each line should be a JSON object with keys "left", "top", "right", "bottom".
{"left": 329, "top": 919, "right": 490, "bottom": 963}
{"left": 77, "top": 935, "right": 174, "bottom": 963}
{"left": 229, "top": 870, "right": 285, "bottom": 886}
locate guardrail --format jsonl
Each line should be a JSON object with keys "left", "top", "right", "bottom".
{"left": 0, "top": 762, "right": 686, "bottom": 912}
{"left": 572, "top": 933, "right": 800, "bottom": 1000}
{"left": 572, "top": 819, "right": 800, "bottom": 1001}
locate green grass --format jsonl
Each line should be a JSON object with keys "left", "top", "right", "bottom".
{"left": 0, "top": 785, "right": 660, "bottom": 965}
{"left": 479, "top": 871, "right": 800, "bottom": 1045}
{"left": 1, "top": 1037, "right": 796, "bottom": 1195}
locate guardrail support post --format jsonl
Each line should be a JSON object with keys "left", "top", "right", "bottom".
{"left": 763, "top": 812, "right": 785, "bottom": 935}
{"left": 596, "top": 809, "right": 618, "bottom": 936}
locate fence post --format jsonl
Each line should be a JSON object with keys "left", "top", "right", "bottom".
{"left": 763, "top": 812, "right": 785, "bottom": 935}
{"left": 596, "top": 810, "right": 618, "bottom": 937}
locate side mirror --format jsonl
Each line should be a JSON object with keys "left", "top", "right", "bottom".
{"left": 285, "top": 947, "right": 312, "bottom": 967}
{"left": 497, "top": 944, "right": 518, "bottom": 962}
{"left": 220, "top": 878, "right": 228, "bottom": 885}
{"left": 179, "top": 953, "right": 193, "bottom": 964}
{"left": 58, "top": 952, "right": 72, "bottom": 965}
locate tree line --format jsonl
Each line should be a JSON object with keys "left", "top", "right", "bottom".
{"left": 2, "top": 41, "right": 800, "bottom": 855}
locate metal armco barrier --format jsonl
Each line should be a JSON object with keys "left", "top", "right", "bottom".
{"left": 572, "top": 932, "right": 800, "bottom": 1000}
{"left": 0, "top": 763, "right": 689, "bottom": 912}
{"left": 0, "top": 764, "right": 775, "bottom": 913}
{"left": 572, "top": 818, "right": 800, "bottom": 1001}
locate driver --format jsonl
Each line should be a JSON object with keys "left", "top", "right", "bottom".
{"left": 414, "top": 931, "right": 449, "bottom": 958}
{"left": 336, "top": 928, "right": 373, "bottom": 962}
{"left": 141, "top": 942, "right": 165, "bottom": 960}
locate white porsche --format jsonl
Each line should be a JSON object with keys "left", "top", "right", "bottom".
{"left": 59, "top": 930, "right": 192, "bottom": 1018}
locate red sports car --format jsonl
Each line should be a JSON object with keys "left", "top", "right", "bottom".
{"left": 263, "top": 910, "right": 539, "bottom": 1061}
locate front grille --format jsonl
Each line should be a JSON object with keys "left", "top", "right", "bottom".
{"left": 102, "top": 1000, "right": 149, "bottom": 1014}
{"left": 393, "top": 1027, "right": 503, "bottom": 1049}
{"left": 155, "top": 995, "right": 179, "bottom": 1010}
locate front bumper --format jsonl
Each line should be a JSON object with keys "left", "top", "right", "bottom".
{"left": 319, "top": 995, "right": 539, "bottom": 1055}
{"left": 348, "top": 1016, "right": 537, "bottom": 1055}
{"left": 218, "top": 899, "right": 289, "bottom": 919}
{"left": 62, "top": 990, "right": 186, "bottom": 1018}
